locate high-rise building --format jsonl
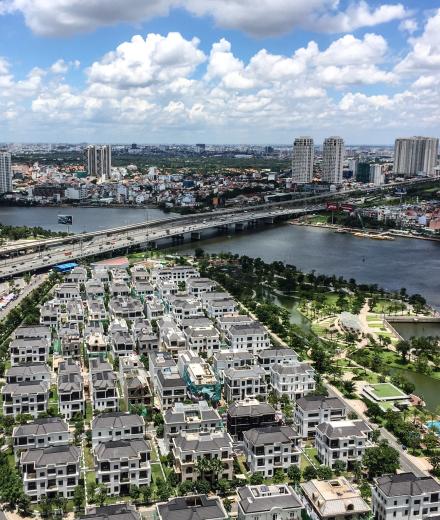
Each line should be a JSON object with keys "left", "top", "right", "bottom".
{"left": 292, "top": 137, "right": 314, "bottom": 184}
{"left": 369, "top": 164, "right": 384, "bottom": 186}
{"left": 86, "top": 145, "right": 112, "bottom": 181}
{"left": 322, "top": 137, "right": 345, "bottom": 185}
{"left": 195, "top": 143, "right": 206, "bottom": 154}
{"left": 0, "top": 151, "right": 13, "bottom": 194}
{"left": 394, "top": 136, "right": 439, "bottom": 177}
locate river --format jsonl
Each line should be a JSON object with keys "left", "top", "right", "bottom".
{"left": 0, "top": 206, "right": 176, "bottom": 233}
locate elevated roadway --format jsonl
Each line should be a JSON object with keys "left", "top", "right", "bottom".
{"left": 0, "top": 177, "right": 434, "bottom": 279}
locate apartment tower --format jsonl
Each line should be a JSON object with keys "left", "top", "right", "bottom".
{"left": 322, "top": 137, "right": 345, "bottom": 185}
{"left": 0, "top": 151, "right": 12, "bottom": 194}
{"left": 292, "top": 137, "right": 314, "bottom": 184}
{"left": 86, "top": 145, "right": 112, "bottom": 181}
{"left": 394, "top": 136, "right": 439, "bottom": 177}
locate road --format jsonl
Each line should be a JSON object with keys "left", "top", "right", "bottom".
{"left": 0, "top": 273, "right": 48, "bottom": 320}
{"left": 327, "top": 385, "right": 428, "bottom": 477}
{"left": 0, "top": 204, "right": 324, "bottom": 279}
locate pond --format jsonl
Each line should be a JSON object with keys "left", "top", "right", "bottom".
{"left": 390, "top": 366, "right": 440, "bottom": 412}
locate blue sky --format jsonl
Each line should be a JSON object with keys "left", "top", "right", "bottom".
{"left": 0, "top": 0, "right": 439, "bottom": 144}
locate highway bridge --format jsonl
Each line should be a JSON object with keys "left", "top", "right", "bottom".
{"left": 0, "top": 177, "right": 434, "bottom": 279}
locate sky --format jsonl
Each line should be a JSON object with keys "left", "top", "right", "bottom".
{"left": 0, "top": 0, "right": 439, "bottom": 145}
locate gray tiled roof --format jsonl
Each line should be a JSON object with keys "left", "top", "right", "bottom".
{"left": 3, "top": 380, "right": 48, "bottom": 395}
{"left": 224, "top": 365, "right": 265, "bottom": 379}
{"left": 227, "top": 401, "right": 275, "bottom": 418}
{"left": 92, "top": 412, "right": 144, "bottom": 430}
{"left": 157, "top": 495, "right": 227, "bottom": 520}
{"left": 21, "top": 444, "right": 80, "bottom": 466}
{"left": 13, "top": 417, "right": 69, "bottom": 437}
{"left": 164, "top": 402, "right": 221, "bottom": 425}
{"left": 229, "top": 323, "right": 266, "bottom": 335}
{"left": 271, "top": 362, "right": 314, "bottom": 375}
{"left": 244, "top": 426, "right": 299, "bottom": 445}
{"left": 258, "top": 348, "right": 297, "bottom": 359}
{"left": 95, "top": 439, "right": 150, "bottom": 460}
{"left": 157, "top": 369, "right": 186, "bottom": 388}
{"left": 6, "top": 362, "right": 50, "bottom": 378}
{"left": 376, "top": 473, "right": 440, "bottom": 497}
{"left": 296, "top": 395, "right": 345, "bottom": 412}
{"left": 80, "top": 504, "right": 140, "bottom": 520}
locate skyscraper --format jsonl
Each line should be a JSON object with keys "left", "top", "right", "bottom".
{"left": 369, "top": 164, "right": 384, "bottom": 186}
{"left": 0, "top": 152, "right": 13, "bottom": 194}
{"left": 86, "top": 145, "right": 112, "bottom": 181}
{"left": 322, "top": 137, "right": 345, "bottom": 185}
{"left": 394, "top": 136, "right": 439, "bottom": 177}
{"left": 292, "top": 137, "right": 314, "bottom": 184}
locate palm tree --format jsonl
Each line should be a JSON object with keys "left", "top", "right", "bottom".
{"left": 209, "top": 458, "right": 224, "bottom": 485}
{"left": 195, "top": 457, "right": 211, "bottom": 480}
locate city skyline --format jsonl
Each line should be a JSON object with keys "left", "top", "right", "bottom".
{"left": 0, "top": 1, "right": 439, "bottom": 144}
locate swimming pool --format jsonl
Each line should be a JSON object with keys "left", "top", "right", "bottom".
{"left": 426, "top": 421, "right": 440, "bottom": 433}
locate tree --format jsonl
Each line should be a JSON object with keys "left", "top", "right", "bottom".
{"left": 223, "top": 498, "right": 233, "bottom": 513}
{"left": 362, "top": 441, "right": 400, "bottom": 479}
{"left": 178, "top": 481, "right": 195, "bottom": 496}
{"left": 209, "top": 457, "right": 224, "bottom": 484}
{"left": 273, "top": 468, "right": 285, "bottom": 483}
{"left": 424, "top": 431, "right": 439, "bottom": 454}
{"left": 217, "top": 479, "right": 231, "bottom": 496}
{"left": 250, "top": 472, "right": 264, "bottom": 485}
{"left": 140, "top": 484, "right": 152, "bottom": 504}
{"left": 430, "top": 454, "right": 440, "bottom": 477}
{"left": 317, "top": 465, "right": 333, "bottom": 480}
{"left": 302, "top": 466, "right": 318, "bottom": 481}
{"left": 73, "top": 484, "right": 85, "bottom": 511}
{"left": 396, "top": 341, "right": 411, "bottom": 363}
{"left": 359, "top": 481, "right": 372, "bottom": 500}
{"left": 333, "top": 460, "right": 346, "bottom": 476}
{"left": 95, "top": 483, "right": 108, "bottom": 507}
{"left": 195, "top": 479, "right": 211, "bottom": 495}
{"left": 39, "top": 495, "right": 53, "bottom": 518}
{"left": 195, "top": 457, "right": 211, "bottom": 481}
{"left": 156, "top": 478, "right": 172, "bottom": 502}
{"left": 287, "top": 465, "right": 301, "bottom": 486}
{"left": 130, "top": 484, "right": 141, "bottom": 504}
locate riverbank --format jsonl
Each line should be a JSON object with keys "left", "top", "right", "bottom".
{"left": 290, "top": 219, "right": 440, "bottom": 243}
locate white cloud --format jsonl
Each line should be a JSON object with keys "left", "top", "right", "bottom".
{"left": 395, "top": 9, "right": 440, "bottom": 73}
{"left": 316, "top": 33, "right": 388, "bottom": 66}
{"left": 5, "top": 0, "right": 410, "bottom": 37}
{"left": 50, "top": 59, "right": 69, "bottom": 74}
{"left": 87, "top": 32, "right": 205, "bottom": 89}
{"left": 399, "top": 18, "right": 418, "bottom": 34}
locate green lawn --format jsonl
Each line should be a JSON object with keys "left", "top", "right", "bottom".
{"left": 85, "top": 402, "right": 93, "bottom": 422}
{"left": 151, "top": 462, "right": 165, "bottom": 482}
{"left": 86, "top": 470, "right": 96, "bottom": 487}
{"left": 304, "top": 447, "right": 320, "bottom": 467}
{"left": 83, "top": 445, "right": 94, "bottom": 469}
{"left": 370, "top": 383, "right": 407, "bottom": 398}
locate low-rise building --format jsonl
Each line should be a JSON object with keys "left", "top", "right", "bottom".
{"left": 5, "top": 362, "right": 51, "bottom": 384}
{"left": 95, "top": 439, "right": 151, "bottom": 495}
{"left": 238, "top": 484, "right": 303, "bottom": 520}
{"left": 156, "top": 495, "right": 228, "bottom": 520}
{"left": 119, "top": 354, "right": 152, "bottom": 408}
{"left": 182, "top": 319, "right": 221, "bottom": 357}
{"left": 224, "top": 365, "right": 268, "bottom": 402}
{"left": 178, "top": 350, "right": 221, "bottom": 403}
{"left": 89, "top": 359, "right": 119, "bottom": 412}
{"left": 2, "top": 380, "right": 49, "bottom": 418}
{"left": 187, "top": 277, "right": 216, "bottom": 295}
{"left": 372, "top": 472, "right": 440, "bottom": 520}
{"left": 58, "top": 359, "right": 84, "bottom": 420}
{"left": 109, "top": 296, "right": 144, "bottom": 320}
{"left": 270, "top": 362, "right": 316, "bottom": 401}
{"left": 151, "top": 266, "right": 200, "bottom": 283}
{"left": 132, "top": 319, "right": 159, "bottom": 353}
{"left": 257, "top": 348, "right": 299, "bottom": 372}
{"left": 87, "top": 299, "right": 108, "bottom": 324}
{"left": 132, "top": 280, "right": 154, "bottom": 301}
{"left": 55, "top": 283, "right": 81, "bottom": 302}
{"left": 80, "top": 504, "right": 141, "bottom": 520}
{"left": 315, "top": 420, "right": 373, "bottom": 469}
{"left": 163, "top": 401, "right": 223, "bottom": 449}
{"left": 9, "top": 336, "right": 50, "bottom": 366}
{"left": 173, "top": 431, "right": 234, "bottom": 482}
{"left": 21, "top": 444, "right": 81, "bottom": 501}
{"left": 109, "top": 281, "right": 130, "bottom": 298}
{"left": 227, "top": 323, "right": 271, "bottom": 355}
{"left": 156, "top": 366, "right": 187, "bottom": 410}
{"left": 145, "top": 297, "right": 165, "bottom": 320}
{"left": 149, "top": 351, "right": 176, "bottom": 389}
{"left": 243, "top": 426, "right": 301, "bottom": 478}
{"left": 168, "top": 296, "right": 204, "bottom": 323}
{"left": 12, "top": 417, "right": 70, "bottom": 456}
{"left": 295, "top": 395, "right": 347, "bottom": 438}
{"left": 301, "top": 477, "right": 371, "bottom": 520}
{"left": 64, "top": 266, "right": 87, "bottom": 284}
{"left": 159, "top": 317, "right": 187, "bottom": 357}
{"left": 216, "top": 315, "right": 254, "bottom": 333}
{"left": 111, "top": 329, "right": 135, "bottom": 358}
{"left": 213, "top": 351, "right": 255, "bottom": 381}
{"left": 91, "top": 412, "right": 145, "bottom": 449}
{"left": 85, "top": 280, "right": 106, "bottom": 300}
{"left": 227, "top": 398, "right": 278, "bottom": 440}
{"left": 59, "top": 329, "right": 82, "bottom": 359}
{"left": 86, "top": 330, "right": 108, "bottom": 357}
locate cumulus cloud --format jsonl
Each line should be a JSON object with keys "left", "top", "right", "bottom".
{"left": 399, "top": 18, "right": 418, "bottom": 34}
{"left": 395, "top": 9, "right": 440, "bottom": 74}
{"left": 87, "top": 32, "right": 205, "bottom": 89}
{"left": 4, "top": 0, "right": 410, "bottom": 37}
{"left": 3, "top": 28, "right": 440, "bottom": 142}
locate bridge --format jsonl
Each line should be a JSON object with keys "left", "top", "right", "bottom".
{"left": 0, "top": 177, "right": 434, "bottom": 279}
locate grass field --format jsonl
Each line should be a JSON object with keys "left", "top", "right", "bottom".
{"left": 370, "top": 382, "right": 407, "bottom": 398}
